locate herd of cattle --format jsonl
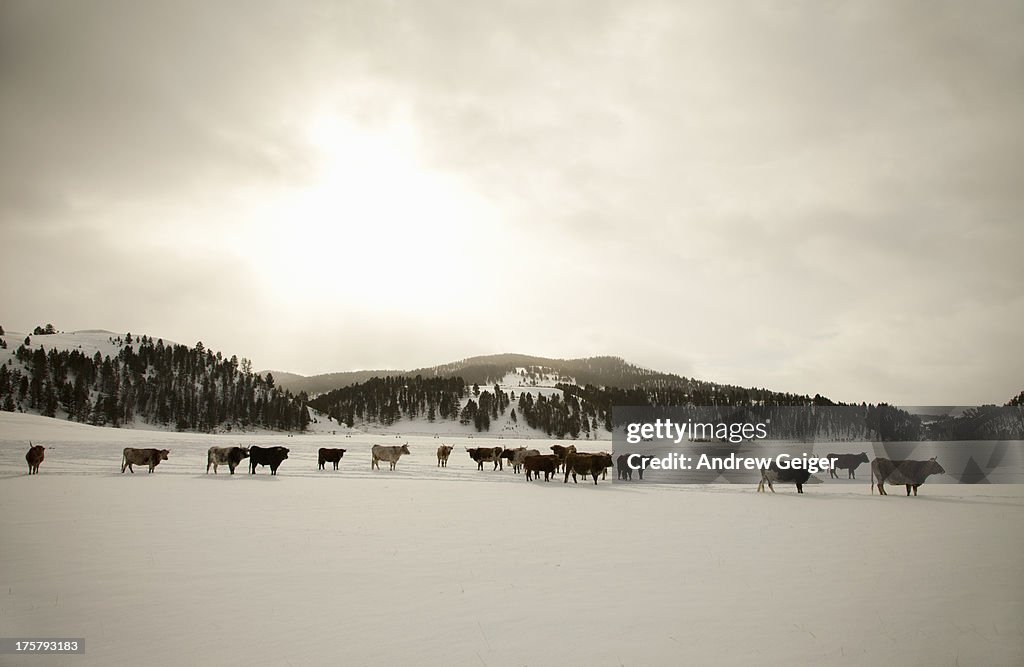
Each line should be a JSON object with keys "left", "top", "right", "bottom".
{"left": 20, "top": 441, "right": 948, "bottom": 495}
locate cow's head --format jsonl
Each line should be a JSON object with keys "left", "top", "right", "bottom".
{"left": 400, "top": 444, "right": 411, "bottom": 455}
{"left": 159, "top": 449, "right": 170, "bottom": 460}
{"left": 858, "top": 452, "right": 870, "bottom": 463}
{"left": 925, "top": 457, "right": 945, "bottom": 475}
{"left": 280, "top": 448, "right": 290, "bottom": 458}
{"left": 337, "top": 449, "right": 346, "bottom": 456}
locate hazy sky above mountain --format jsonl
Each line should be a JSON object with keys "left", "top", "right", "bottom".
{"left": 2, "top": 0, "right": 1022, "bottom": 404}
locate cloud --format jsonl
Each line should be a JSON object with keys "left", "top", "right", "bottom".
{"left": 1, "top": 0, "right": 1021, "bottom": 404}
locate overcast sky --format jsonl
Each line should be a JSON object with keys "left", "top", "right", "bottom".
{"left": 2, "top": 0, "right": 1021, "bottom": 405}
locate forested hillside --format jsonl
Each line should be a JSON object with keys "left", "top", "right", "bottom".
{"left": 0, "top": 329, "right": 308, "bottom": 432}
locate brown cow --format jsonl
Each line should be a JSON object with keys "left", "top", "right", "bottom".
{"left": 564, "top": 451, "right": 613, "bottom": 485}
{"left": 26, "top": 443, "right": 45, "bottom": 474}
{"left": 871, "top": 457, "right": 945, "bottom": 496}
{"left": 122, "top": 447, "right": 170, "bottom": 473}
{"left": 550, "top": 444, "right": 577, "bottom": 473}
{"left": 437, "top": 445, "right": 454, "bottom": 467}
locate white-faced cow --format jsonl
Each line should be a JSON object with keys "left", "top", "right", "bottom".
{"left": 511, "top": 448, "right": 540, "bottom": 474}
{"left": 372, "top": 443, "right": 410, "bottom": 471}
{"left": 249, "top": 446, "right": 289, "bottom": 475}
{"left": 436, "top": 445, "right": 454, "bottom": 467}
{"left": 758, "top": 461, "right": 811, "bottom": 494}
{"left": 26, "top": 443, "right": 45, "bottom": 475}
{"left": 207, "top": 446, "right": 250, "bottom": 474}
{"left": 828, "top": 452, "right": 870, "bottom": 479}
{"left": 871, "top": 457, "right": 945, "bottom": 496}
{"left": 318, "top": 448, "right": 347, "bottom": 470}
{"left": 466, "top": 447, "right": 503, "bottom": 471}
{"left": 122, "top": 447, "right": 170, "bottom": 473}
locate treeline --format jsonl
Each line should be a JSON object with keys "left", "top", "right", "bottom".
{"left": 559, "top": 382, "right": 824, "bottom": 432}
{"left": 309, "top": 375, "right": 467, "bottom": 428}
{"left": 926, "top": 405, "right": 1024, "bottom": 440}
{"left": 0, "top": 334, "right": 309, "bottom": 432}
{"left": 517, "top": 390, "right": 603, "bottom": 439}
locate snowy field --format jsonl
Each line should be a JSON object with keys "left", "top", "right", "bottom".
{"left": 1, "top": 412, "right": 1022, "bottom": 666}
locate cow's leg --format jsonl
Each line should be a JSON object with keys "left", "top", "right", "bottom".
{"left": 207, "top": 460, "right": 211, "bottom": 474}
{"left": 912, "top": 485, "right": 919, "bottom": 496}
{"left": 796, "top": 483, "right": 803, "bottom": 493}
{"left": 906, "top": 484, "right": 912, "bottom": 496}
{"left": 593, "top": 472, "right": 598, "bottom": 485}
{"left": 878, "top": 483, "right": 886, "bottom": 495}
{"left": 229, "top": 462, "right": 235, "bottom": 475}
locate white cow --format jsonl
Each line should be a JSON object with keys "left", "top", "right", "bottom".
{"left": 511, "top": 448, "right": 540, "bottom": 474}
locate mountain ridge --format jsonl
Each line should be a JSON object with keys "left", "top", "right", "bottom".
{"left": 262, "top": 353, "right": 709, "bottom": 397}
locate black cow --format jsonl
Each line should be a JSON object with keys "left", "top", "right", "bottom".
{"left": 26, "top": 443, "right": 45, "bottom": 475}
{"left": 318, "top": 448, "right": 346, "bottom": 470}
{"left": 828, "top": 452, "right": 869, "bottom": 479}
{"left": 122, "top": 447, "right": 170, "bottom": 474}
{"left": 467, "top": 447, "right": 503, "bottom": 471}
{"left": 207, "top": 446, "right": 250, "bottom": 474}
{"left": 616, "top": 454, "right": 653, "bottom": 480}
{"left": 523, "top": 454, "right": 558, "bottom": 481}
{"left": 249, "top": 446, "right": 289, "bottom": 475}
{"left": 758, "top": 461, "right": 811, "bottom": 494}
{"left": 871, "top": 457, "right": 945, "bottom": 496}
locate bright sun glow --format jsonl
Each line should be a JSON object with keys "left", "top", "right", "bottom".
{"left": 248, "top": 114, "right": 496, "bottom": 313}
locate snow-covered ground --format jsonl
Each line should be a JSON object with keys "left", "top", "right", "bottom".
{"left": 1, "top": 412, "right": 1022, "bottom": 666}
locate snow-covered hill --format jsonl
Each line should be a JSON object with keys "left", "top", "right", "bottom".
{"left": 1, "top": 329, "right": 168, "bottom": 364}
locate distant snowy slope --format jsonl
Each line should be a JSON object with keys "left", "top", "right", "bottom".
{"left": 0, "top": 329, "right": 177, "bottom": 365}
